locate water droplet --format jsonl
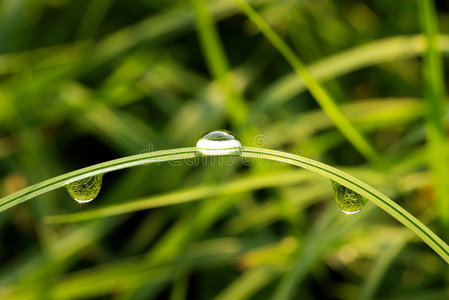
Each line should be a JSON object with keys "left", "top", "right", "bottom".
{"left": 66, "top": 175, "right": 103, "bottom": 203}
{"left": 196, "top": 130, "right": 242, "bottom": 156}
{"left": 332, "top": 181, "right": 367, "bottom": 214}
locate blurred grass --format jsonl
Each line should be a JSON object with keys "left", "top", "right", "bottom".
{"left": 192, "top": 0, "right": 249, "bottom": 129}
{"left": 418, "top": 0, "right": 449, "bottom": 229}
{"left": 1, "top": 0, "right": 449, "bottom": 299}
{"left": 233, "top": 0, "right": 383, "bottom": 166}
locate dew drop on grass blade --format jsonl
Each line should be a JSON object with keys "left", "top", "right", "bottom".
{"left": 196, "top": 130, "right": 242, "bottom": 156}
{"left": 331, "top": 181, "right": 367, "bottom": 214}
{"left": 66, "top": 175, "right": 103, "bottom": 203}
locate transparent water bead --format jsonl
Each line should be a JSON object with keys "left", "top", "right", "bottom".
{"left": 332, "top": 181, "right": 367, "bottom": 214}
{"left": 66, "top": 175, "right": 103, "bottom": 203}
{"left": 196, "top": 130, "right": 242, "bottom": 156}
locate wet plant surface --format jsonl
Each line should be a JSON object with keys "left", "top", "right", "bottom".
{"left": 0, "top": 0, "right": 449, "bottom": 299}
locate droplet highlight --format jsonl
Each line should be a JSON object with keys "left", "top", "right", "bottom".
{"left": 332, "top": 181, "right": 367, "bottom": 214}
{"left": 66, "top": 175, "right": 103, "bottom": 203}
{"left": 196, "top": 130, "right": 242, "bottom": 156}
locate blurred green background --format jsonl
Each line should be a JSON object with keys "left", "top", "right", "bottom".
{"left": 1, "top": 0, "right": 449, "bottom": 299}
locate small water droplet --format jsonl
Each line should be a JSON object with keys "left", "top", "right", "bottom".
{"left": 196, "top": 130, "right": 242, "bottom": 156}
{"left": 332, "top": 181, "right": 367, "bottom": 214}
{"left": 66, "top": 175, "right": 103, "bottom": 203}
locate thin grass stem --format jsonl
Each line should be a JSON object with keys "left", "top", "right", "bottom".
{"left": 1, "top": 146, "right": 447, "bottom": 263}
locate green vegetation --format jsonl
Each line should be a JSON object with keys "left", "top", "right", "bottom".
{"left": 0, "top": 0, "right": 448, "bottom": 299}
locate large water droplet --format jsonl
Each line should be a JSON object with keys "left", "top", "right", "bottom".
{"left": 332, "top": 181, "right": 367, "bottom": 214}
{"left": 196, "top": 130, "right": 242, "bottom": 156}
{"left": 66, "top": 175, "right": 103, "bottom": 203}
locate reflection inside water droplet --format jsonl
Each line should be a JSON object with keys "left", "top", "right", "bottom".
{"left": 332, "top": 181, "right": 367, "bottom": 214}
{"left": 196, "top": 130, "right": 242, "bottom": 156}
{"left": 66, "top": 175, "right": 103, "bottom": 203}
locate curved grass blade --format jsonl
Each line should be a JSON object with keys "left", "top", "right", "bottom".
{"left": 239, "top": 147, "right": 449, "bottom": 264}
{"left": 1, "top": 146, "right": 448, "bottom": 264}
{"left": 0, "top": 148, "right": 197, "bottom": 213}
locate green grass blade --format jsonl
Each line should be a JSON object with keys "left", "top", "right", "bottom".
{"left": 255, "top": 34, "right": 449, "bottom": 111}
{"left": 418, "top": 0, "right": 449, "bottom": 227}
{"left": 44, "top": 170, "right": 315, "bottom": 223}
{"left": 232, "top": 0, "right": 382, "bottom": 166}
{"left": 215, "top": 267, "right": 277, "bottom": 300}
{"left": 1, "top": 238, "right": 243, "bottom": 299}
{"left": 191, "top": 0, "right": 249, "bottom": 128}
{"left": 357, "top": 230, "right": 412, "bottom": 300}
{"left": 272, "top": 205, "right": 368, "bottom": 300}
{"left": 240, "top": 147, "right": 449, "bottom": 264}
{"left": 2, "top": 146, "right": 448, "bottom": 265}
{"left": 75, "top": 0, "right": 113, "bottom": 41}
{"left": 0, "top": 148, "right": 197, "bottom": 213}
{"left": 191, "top": 0, "right": 229, "bottom": 80}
